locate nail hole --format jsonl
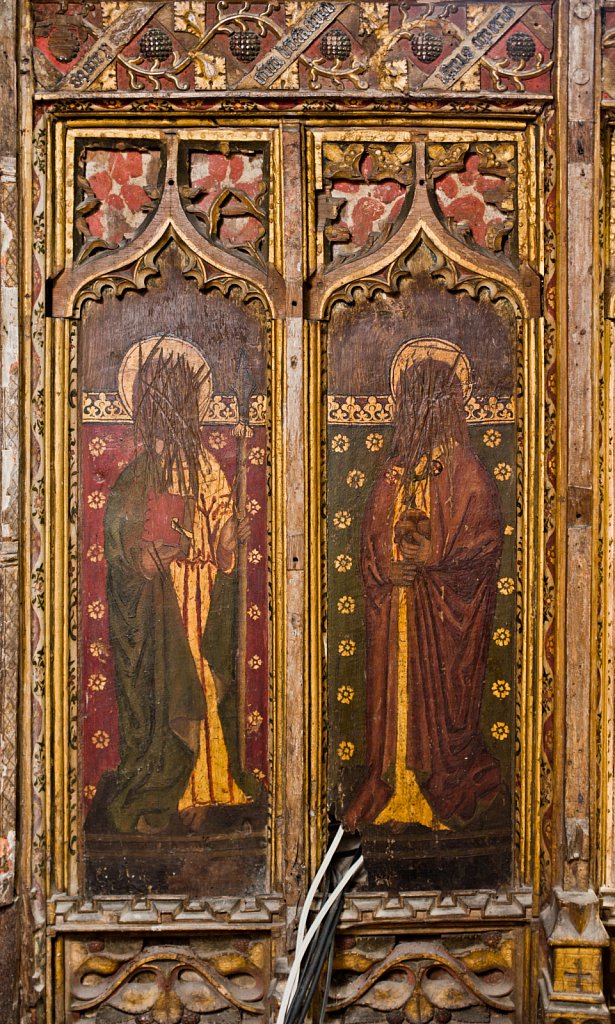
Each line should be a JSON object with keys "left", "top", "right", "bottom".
{"left": 419, "top": 178, "right": 425, "bottom": 186}
{"left": 168, "top": 178, "right": 175, "bottom": 186}
{"left": 291, "top": 300, "right": 297, "bottom": 308}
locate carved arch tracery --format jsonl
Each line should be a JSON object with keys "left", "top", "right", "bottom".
{"left": 308, "top": 140, "right": 537, "bottom": 322}
{"left": 52, "top": 132, "right": 286, "bottom": 321}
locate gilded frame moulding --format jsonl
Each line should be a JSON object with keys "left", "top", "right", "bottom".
{"left": 42, "top": 121, "right": 288, "bottom": 908}
{"left": 600, "top": 124, "right": 615, "bottom": 905}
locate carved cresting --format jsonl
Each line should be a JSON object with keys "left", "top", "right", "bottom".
{"left": 326, "top": 934, "right": 515, "bottom": 1024}
{"left": 69, "top": 940, "right": 267, "bottom": 1022}
{"left": 31, "top": 2, "right": 555, "bottom": 97}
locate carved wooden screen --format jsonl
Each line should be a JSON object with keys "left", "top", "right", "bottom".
{"left": 24, "top": 2, "right": 561, "bottom": 1021}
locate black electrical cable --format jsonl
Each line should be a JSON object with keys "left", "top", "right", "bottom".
{"left": 284, "top": 831, "right": 362, "bottom": 1024}
{"left": 285, "top": 884, "right": 346, "bottom": 1024}
{"left": 289, "top": 886, "right": 346, "bottom": 1024}
{"left": 317, "top": 924, "right": 336, "bottom": 1024}
{"left": 285, "top": 861, "right": 333, "bottom": 1024}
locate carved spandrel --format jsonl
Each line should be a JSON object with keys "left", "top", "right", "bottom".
{"left": 75, "top": 143, "right": 164, "bottom": 263}
{"left": 31, "top": 2, "right": 555, "bottom": 97}
{"left": 427, "top": 141, "right": 517, "bottom": 260}
{"left": 317, "top": 141, "right": 415, "bottom": 270}
{"left": 179, "top": 143, "right": 270, "bottom": 270}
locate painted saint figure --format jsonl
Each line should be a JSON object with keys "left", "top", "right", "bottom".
{"left": 102, "top": 340, "right": 255, "bottom": 835}
{"left": 345, "top": 344, "right": 503, "bottom": 830}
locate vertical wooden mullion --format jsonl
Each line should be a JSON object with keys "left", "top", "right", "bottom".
{"left": 280, "top": 123, "right": 307, "bottom": 926}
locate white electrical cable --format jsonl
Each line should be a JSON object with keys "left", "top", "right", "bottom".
{"left": 277, "top": 825, "right": 343, "bottom": 1024}
{"left": 277, "top": 852, "right": 364, "bottom": 1024}
{"left": 295, "top": 824, "right": 345, "bottom": 955}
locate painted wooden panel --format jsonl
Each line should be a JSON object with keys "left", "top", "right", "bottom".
{"left": 77, "top": 243, "right": 271, "bottom": 896}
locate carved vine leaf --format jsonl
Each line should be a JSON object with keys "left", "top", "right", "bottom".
{"left": 323, "top": 142, "right": 364, "bottom": 180}
{"left": 481, "top": 50, "right": 554, "bottom": 94}
{"left": 428, "top": 141, "right": 517, "bottom": 258}
{"left": 33, "top": 0, "right": 555, "bottom": 95}
{"left": 327, "top": 939, "right": 514, "bottom": 1024}
{"left": 115, "top": 4, "right": 282, "bottom": 93}
{"left": 71, "top": 944, "right": 266, "bottom": 1022}
{"left": 320, "top": 141, "right": 415, "bottom": 270}
{"left": 426, "top": 142, "right": 469, "bottom": 180}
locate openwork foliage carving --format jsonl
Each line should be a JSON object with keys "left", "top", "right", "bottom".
{"left": 327, "top": 935, "right": 514, "bottom": 1024}
{"left": 32, "top": 2, "right": 555, "bottom": 97}
{"left": 70, "top": 941, "right": 267, "bottom": 1021}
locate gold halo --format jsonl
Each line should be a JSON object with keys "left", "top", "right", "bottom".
{"left": 390, "top": 337, "right": 473, "bottom": 404}
{"left": 118, "top": 335, "right": 213, "bottom": 421}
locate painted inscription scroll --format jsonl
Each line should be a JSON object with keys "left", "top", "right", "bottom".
{"left": 78, "top": 247, "right": 270, "bottom": 896}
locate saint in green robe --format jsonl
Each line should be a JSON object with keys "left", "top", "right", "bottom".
{"left": 103, "top": 454, "right": 206, "bottom": 833}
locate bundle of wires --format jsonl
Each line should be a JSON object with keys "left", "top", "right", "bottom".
{"left": 277, "top": 825, "right": 364, "bottom": 1024}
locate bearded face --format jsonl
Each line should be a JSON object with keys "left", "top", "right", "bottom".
{"left": 133, "top": 347, "right": 208, "bottom": 497}
{"left": 392, "top": 357, "right": 468, "bottom": 474}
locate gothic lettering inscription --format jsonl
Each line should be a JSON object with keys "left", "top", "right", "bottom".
{"left": 237, "top": 1, "right": 348, "bottom": 89}
{"left": 60, "top": 5, "right": 164, "bottom": 90}
{"left": 423, "top": 4, "right": 533, "bottom": 91}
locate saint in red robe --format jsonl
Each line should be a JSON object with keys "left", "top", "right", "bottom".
{"left": 345, "top": 440, "right": 503, "bottom": 828}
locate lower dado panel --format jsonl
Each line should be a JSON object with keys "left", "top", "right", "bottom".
{"left": 325, "top": 929, "right": 522, "bottom": 1024}
{"left": 60, "top": 929, "right": 525, "bottom": 1023}
{"left": 61, "top": 935, "right": 272, "bottom": 1024}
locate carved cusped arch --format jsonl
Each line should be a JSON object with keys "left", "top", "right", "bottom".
{"left": 308, "top": 141, "right": 538, "bottom": 322}
{"left": 51, "top": 132, "right": 285, "bottom": 321}
{"left": 64, "top": 228, "right": 275, "bottom": 322}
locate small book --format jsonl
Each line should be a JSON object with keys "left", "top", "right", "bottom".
{"left": 142, "top": 490, "right": 186, "bottom": 546}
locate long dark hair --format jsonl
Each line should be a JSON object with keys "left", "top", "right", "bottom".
{"left": 132, "top": 342, "right": 210, "bottom": 497}
{"left": 392, "top": 356, "right": 468, "bottom": 483}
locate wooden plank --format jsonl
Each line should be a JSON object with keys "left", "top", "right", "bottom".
{"left": 563, "top": 0, "right": 598, "bottom": 892}
{"left": 281, "top": 125, "right": 306, "bottom": 917}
